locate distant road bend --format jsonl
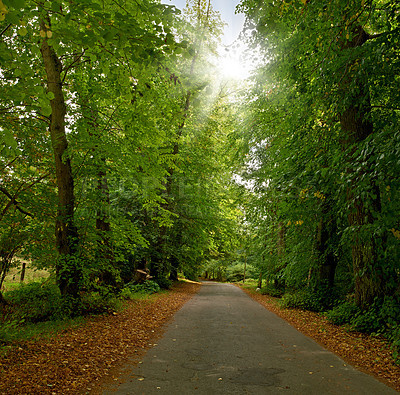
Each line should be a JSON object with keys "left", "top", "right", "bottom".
{"left": 105, "top": 282, "right": 397, "bottom": 394}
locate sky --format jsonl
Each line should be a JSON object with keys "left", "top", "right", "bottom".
{"left": 161, "top": 0, "right": 245, "bottom": 45}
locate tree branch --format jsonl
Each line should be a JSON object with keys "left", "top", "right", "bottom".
{"left": 0, "top": 23, "right": 12, "bottom": 37}
{"left": 61, "top": 49, "right": 87, "bottom": 84}
{"left": 0, "top": 186, "right": 34, "bottom": 219}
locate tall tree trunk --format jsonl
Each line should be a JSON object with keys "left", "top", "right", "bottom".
{"left": 339, "top": 26, "right": 384, "bottom": 308}
{"left": 40, "top": 17, "right": 81, "bottom": 298}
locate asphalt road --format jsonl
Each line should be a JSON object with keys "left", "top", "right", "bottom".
{"left": 105, "top": 282, "right": 398, "bottom": 394}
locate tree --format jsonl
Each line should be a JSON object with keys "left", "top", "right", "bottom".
{"left": 0, "top": 0, "right": 185, "bottom": 298}
{"left": 238, "top": 0, "right": 400, "bottom": 307}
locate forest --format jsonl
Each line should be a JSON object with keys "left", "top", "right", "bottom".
{"left": 0, "top": 0, "right": 399, "bottom": 362}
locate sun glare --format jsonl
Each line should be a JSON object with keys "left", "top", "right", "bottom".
{"left": 219, "top": 54, "right": 248, "bottom": 80}
{"left": 214, "top": 42, "right": 257, "bottom": 82}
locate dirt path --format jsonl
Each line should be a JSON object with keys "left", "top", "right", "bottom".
{"left": 102, "top": 282, "right": 398, "bottom": 394}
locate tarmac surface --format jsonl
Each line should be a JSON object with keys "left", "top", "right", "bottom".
{"left": 105, "top": 281, "right": 398, "bottom": 394}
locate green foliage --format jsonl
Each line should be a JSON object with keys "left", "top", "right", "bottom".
{"left": 155, "top": 277, "right": 173, "bottom": 290}
{"left": 124, "top": 280, "right": 161, "bottom": 294}
{"left": 238, "top": 0, "right": 400, "bottom": 312}
{"left": 0, "top": 321, "right": 19, "bottom": 344}
{"left": 260, "top": 284, "right": 284, "bottom": 298}
{"left": 0, "top": 0, "right": 243, "bottom": 302}
{"left": 349, "top": 297, "right": 400, "bottom": 335}
{"left": 226, "top": 262, "right": 257, "bottom": 282}
{"left": 389, "top": 325, "right": 400, "bottom": 364}
{"left": 325, "top": 302, "right": 361, "bottom": 326}
{"left": 280, "top": 287, "right": 337, "bottom": 313}
{"left": 2, "top": 279, "right": 124, "bottom": 324}
{"left": 325, "top": 296, "right": 400, "bottom": 362}
{"left": 78, "top": 292, "right": 121, "bottom": 315}
{"left": 4, "top": 281, "right": 63, "bottom": 323}
{"left": 0, "top": 317, "right": 83, "bottom": 345}
{"left": 350, "top": 308, "right": 384, "bottom": 334}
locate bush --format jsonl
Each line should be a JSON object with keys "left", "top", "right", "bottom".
{"left": 0, "top": 321, "right": 19, "bottom": 344}
{"left": 325, "top": 302, "right": 360, "bottom": 326}
{"left": 260, "top": 284, "right": 284, "bottom": 298}
{"left": 350, "top": 308, "right": 384, "bottom": 334}
{"left": 155, "top": 277, "right": 172, "bottom": 290}
{"left": 226, "top": 263, "right": 257, "bottom": 283}
{"left": 380, "top": 296, "right": 400, "bottom": 327}
{"left": 280, "top": 287, "right": 336, "bottom": 312}
{"left": 124, "top": 280, "right": 161, "bottom": 294}
{"left": 327, "top": 297, "right": 400, "bottom": 363}
{"left": 4, "top": 281, "right": 63, "bottom": 323}
{"left": 388, "top": 325, "right": 400, "bottom": 363}
{"left": 349, "top": 297, "right": 400, "bottom": 335}
{"left": 78, "top": 292, "right": 121, "bottom": 315}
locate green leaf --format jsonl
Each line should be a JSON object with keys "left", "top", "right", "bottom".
{"left": 18, "top": 27, "right": 27, "bottom": 36}
{"left": 2, "top": 130, "right": 17, "bottom": 149}
{"left": 5, "top": 0, "right": 25, "bottom": 9}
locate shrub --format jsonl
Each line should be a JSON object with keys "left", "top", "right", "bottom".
{"left": 380, "top": 296, "right": 400, "bottom": 327}
{"left": 280, "top": 287, "right": 336, "bottom": 312}
{"left": 78, "top": 292, "right": 121, "bottom": 315}
{"left": 0, "top": 321, "right": 19, "bottom": 344}
{"left": 388, "top": 325, "right": 400, "bottom": 364}
{"left": 260, "top": 284, "right": 284, "bottom": 298}
{"left": 350, "top": 308, "right": 384, "bottom": 334}
{"left": 4, "top": 281, "right": 63, "bottom": 323}
{"left": 325, "top": 302, "right": 360, "bottom": 326}
{"left": 155, "top": 277, "right": 172, "bottom": 290}
{"left": 226, "top": 263, "right": 257, "bottom": 282}
{"left": 349, "top": 297, "right": 400, "bottom": 335}
{"left": 125, "top": 280, "right": 161, "bottom": 294}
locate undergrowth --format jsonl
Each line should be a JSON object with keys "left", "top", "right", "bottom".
{"left": 0, "top": 279, "right": 164, "bottom": 346}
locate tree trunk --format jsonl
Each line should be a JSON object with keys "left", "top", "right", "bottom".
{"left": 40, "top": 17, "right": 81, "bottom": 298}
{"left": 20, "top": 260, "right": 26, "bottom": 283}
{"left": 339, "top": 26, "right": 384, "bottom": 308}
{"left": 258, "top": 272, "right": 262, "bottom": 288}
{"left": 0, "top": 261, "right": 7, "bottom": 293}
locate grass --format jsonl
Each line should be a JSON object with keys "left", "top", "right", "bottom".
{"left": 0, "top": 316, "right": 85, "bottom": 358}
{"left": 233, "top": 278, "right": 259, "bottom": 289}
{"left": 0, "top": 275, "right": 182, "bottom": 354}
{"left": 2, "top": 260, "right": 50, "bottom": 292}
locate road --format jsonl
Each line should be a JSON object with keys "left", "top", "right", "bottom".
{"left": 105, "top": 282, "right": 397, "bottom": 394}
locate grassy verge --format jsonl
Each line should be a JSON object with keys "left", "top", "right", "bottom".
{"left": 0, "top": 279, "right": 188, "bottom": 349}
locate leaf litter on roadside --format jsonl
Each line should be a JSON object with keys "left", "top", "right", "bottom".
{"left": 0, "top": 282, "right": 201, "bottom": 395}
